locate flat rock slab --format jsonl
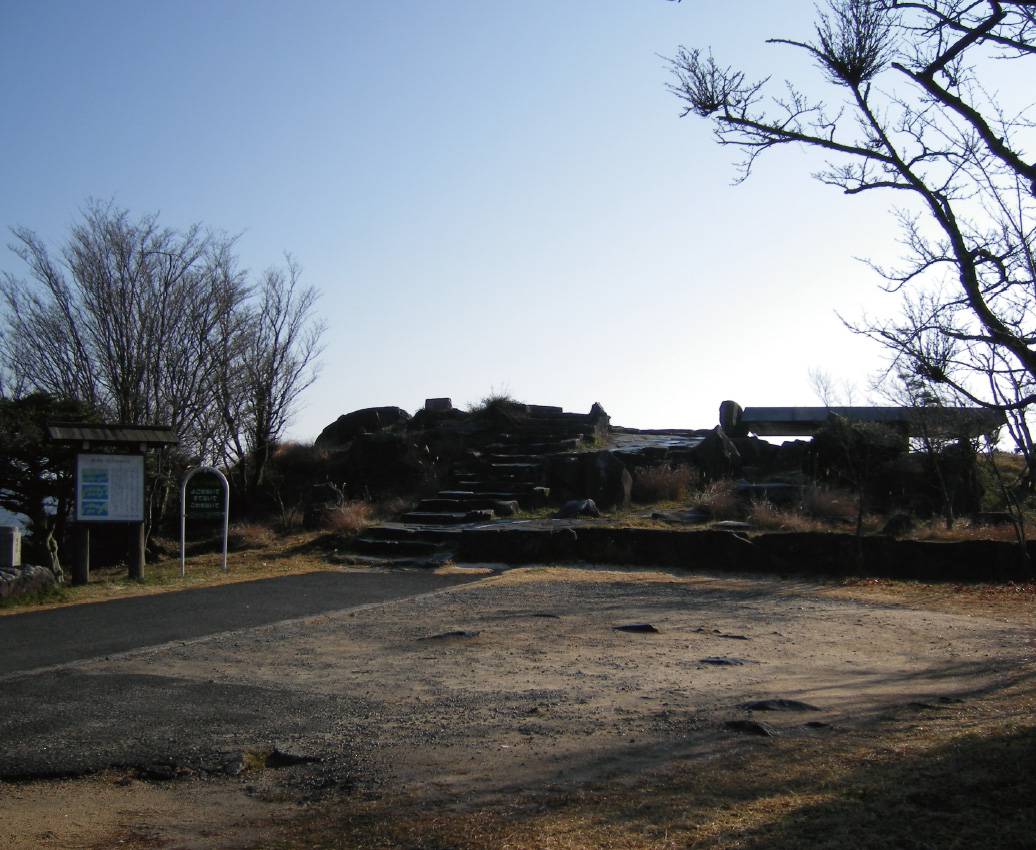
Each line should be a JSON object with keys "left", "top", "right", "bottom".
{"left": 742, "top": 698, "right": 821, "bottom": 712}
{"left": 725, "top": 719, "right": 780, "bottom": 737}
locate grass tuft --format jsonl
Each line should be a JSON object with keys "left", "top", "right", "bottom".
{"left": 227, "top": 522, "right": 276, "bottom": 550}
{"left": 632, "top": 464, "right": 698, "bottom": 503}
{"left": 322, "top": 500, "right": 376, "bottom": 533}
{"left": 690, "top": 479, "right": 741, "bottom": 520}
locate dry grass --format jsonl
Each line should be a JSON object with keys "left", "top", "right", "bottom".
{"left": 227, "top": 522, "right": 276, "bottom": 550}
{"left": 321, "top": 500, "right": 376, "bottom": 533}
{"left": 632, "top": 464, "right": 698, "bottom": 503}
{"left": 801, "top": 487, "right": 858, "bottom": 522}
{"left": 907, "top": 517, "right": 1036, "bottom": 542}
{"left": 0, "top": 531, "right": 345, "bottom": 615}
{"left": 689, "top": 479, "right": 742, "bottom": 520}
{"left": 748, "top": 501, "right": 831, "bottom": 532}
{"left": 372, "top": 495, "right": 418, "bottom": 520}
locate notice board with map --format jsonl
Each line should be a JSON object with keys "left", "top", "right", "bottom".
{"left": 76, "top": 454, "right": 145, "bottom": 522}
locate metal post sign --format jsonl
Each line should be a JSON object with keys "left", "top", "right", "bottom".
{"left": 76, "top": 454, "right": 145, "bottom": 522}
{"left": 184, "top": 471, "right": 225, "bottom": 520}
{"left": 180, "top": 466, "right": 230, "bottom": 576}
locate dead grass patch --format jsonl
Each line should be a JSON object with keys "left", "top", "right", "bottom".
{"left": 690, "top": 479, "right": 741, "bottom": 520}
{"left": 0, "top": 532, "right": 345, "bottom": 615}
{"left": 227, "top": 522, "right": 276, "bottom": 550}
{"left": 322, "top": 500, "right": 376, "bottom": 533}
{"left": 907, "top": 517, "right": 1036, "bottom": 542}
{"left": 801, "top": 487, "right": 858, "bottom": 522}
{"left": 632, "top": 464, "right": 698, "bottom": 503}
{"left": 748, "top": 501, "right": 830, "bottom": 532}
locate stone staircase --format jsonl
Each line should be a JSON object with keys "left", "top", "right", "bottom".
{"left": 350, "top": 404, "right": 608, "bottom": 561}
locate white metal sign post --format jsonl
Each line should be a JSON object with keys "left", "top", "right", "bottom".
{"left": 180, "top": 466, "right": 230, "bottom": 576}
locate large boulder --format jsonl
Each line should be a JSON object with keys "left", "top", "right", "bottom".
{"left": 0, "top": 564, "right": 61, "bottom": 600}
{"left": 577, "top": 451, "right": 632, "bottom": 510}
{"left": 546, "top": 450, "right": 632, "bottom": 510}
{"left": 555, "top": 499, "right": 601, "bottom": 519}
{"left": 342, "top": 432, "right": 425, "bottom": 499}
{"left": 692, "top": 426, "right": 743, "bottom": 482}
{"left": 315, "top": 407, "right": 412, "bottom": 449}
{"left": 587, "top": 402, "right": 612, "bottom": 441}
{"left": 719, "top": 400, "right": 749, "bottom": 438}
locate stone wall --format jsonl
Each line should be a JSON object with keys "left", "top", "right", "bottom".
{"left": 457, "top": 526, "right": 1033, "bottom": 583}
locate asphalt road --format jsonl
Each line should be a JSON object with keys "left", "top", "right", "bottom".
{"left": 0, "top": 568, "right": 483, "bottom": 677}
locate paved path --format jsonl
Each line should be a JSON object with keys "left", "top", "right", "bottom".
{"left": 0, "top": 568, "right": 483, "bottom": 677}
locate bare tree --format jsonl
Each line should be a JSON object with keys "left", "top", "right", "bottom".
{"left": 218, "top": 256, "right": 326, "bottom": 503}
{"left": 1, "top": 199, "right": 249, "bottom": 440}
{"left": 667, "top": 0, "right": 1036, "bottom": 475}
{"left": 808, "top": 366, "right": 862, "bottom": 407}
{"left": 1, "top": 200, "right": 325, "bottom": 528}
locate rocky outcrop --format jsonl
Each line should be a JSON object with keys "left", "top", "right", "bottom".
{"left": 350, "top": 404, "right": 618, "bottom": 560}
{"left": 0, "top": 564, "right": 61, "bottom": 600}
{"left": 314, "top": 407, "right": 411, "bottom": 449}
{"left": 547, "top": 450, "right": 631, "bottom": 510}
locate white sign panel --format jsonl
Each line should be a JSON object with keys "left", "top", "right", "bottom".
{"left": 76, "top": 454, "right": 145, "bottom": 522}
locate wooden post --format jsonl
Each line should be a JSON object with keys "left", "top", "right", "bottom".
{"left": 129, "top": 522, "right": 145, "bottom": 581}
{"left": 73, "top": 524, "right": 90, "bottom": 586}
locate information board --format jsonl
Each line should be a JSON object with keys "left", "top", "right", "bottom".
{"left": 184, "top": 471, "right": 225, "bottom": 520}
{"left": 76, "top": 454, "right": 145, "bottom": 522}
{"left": 180, "top": 466, "right": 230, "bottom": 575}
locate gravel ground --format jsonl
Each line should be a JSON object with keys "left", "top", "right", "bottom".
{"left": 1, "top": 564, "right": 1032, "bottom": 849}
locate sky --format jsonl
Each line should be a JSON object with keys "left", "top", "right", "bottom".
{"left": 1, "top": 0, "right": 915, "bottom": 441}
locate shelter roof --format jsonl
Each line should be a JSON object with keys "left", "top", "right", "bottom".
{"left": 46, "top": 423, "right": 179, "bottom": 451}
{"left": 740, "top": 406, "right": 1006, "bottom": 438}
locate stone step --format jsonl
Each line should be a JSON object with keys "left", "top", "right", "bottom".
{"left": 525, "top": 404, "right": 565, "bottom": 417}
{"left": 485, "top": 438, "right": 582, "bottom": 454}
{"left": 399, "top": 511, "right": 495, "bottom": 526}
{"left": 482, "top": 453, "right": 542, "bottom": 465}
{"left": 363, "top": 524, "right": 462, "bottom": 543}
{"left": 352, "top": 537, "right": 443, "bottom": 557}
{"left": 418, "top": 498, "right": 519, "bottom": 514}
{"left": 485, "top": 461, "right": 543, "bottom": 473}
{"left": 438, "top": 487, "right": 549, "bottom": 508}
{"left": 451, "top": 479, "right": 544, "bottom": 494}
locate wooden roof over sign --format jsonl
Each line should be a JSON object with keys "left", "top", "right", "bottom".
{"left": 46, "top": 422, "right": 180, "bottom": 450}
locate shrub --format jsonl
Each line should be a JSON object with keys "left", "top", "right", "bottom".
{"left": 466, "top": 390, "right": 528, "bottom": 424}
{"left": 632, "top": 464, "right": 697, "bottom": 503}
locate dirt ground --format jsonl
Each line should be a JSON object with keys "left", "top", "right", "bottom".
{"left": 1, "top": 564, "right": 1033, "bottom": 849}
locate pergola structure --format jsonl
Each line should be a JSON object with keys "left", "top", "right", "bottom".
{"left": 729, "top": 405, "right": 1007, "bottom": 439}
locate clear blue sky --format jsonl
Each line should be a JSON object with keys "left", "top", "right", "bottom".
{"left": 2, "top": 1, "right": 905, "bottom": 440}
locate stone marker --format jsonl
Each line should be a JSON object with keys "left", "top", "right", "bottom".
{"left": 1, "top": 526, "right": 20, "bottom": 569}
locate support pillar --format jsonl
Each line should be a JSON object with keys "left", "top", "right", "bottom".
{"left": 73, "top": 524, "right": 90, "bottom": 586}
{"left": 129, "top": 522, "right": 145, "bottom": 581}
